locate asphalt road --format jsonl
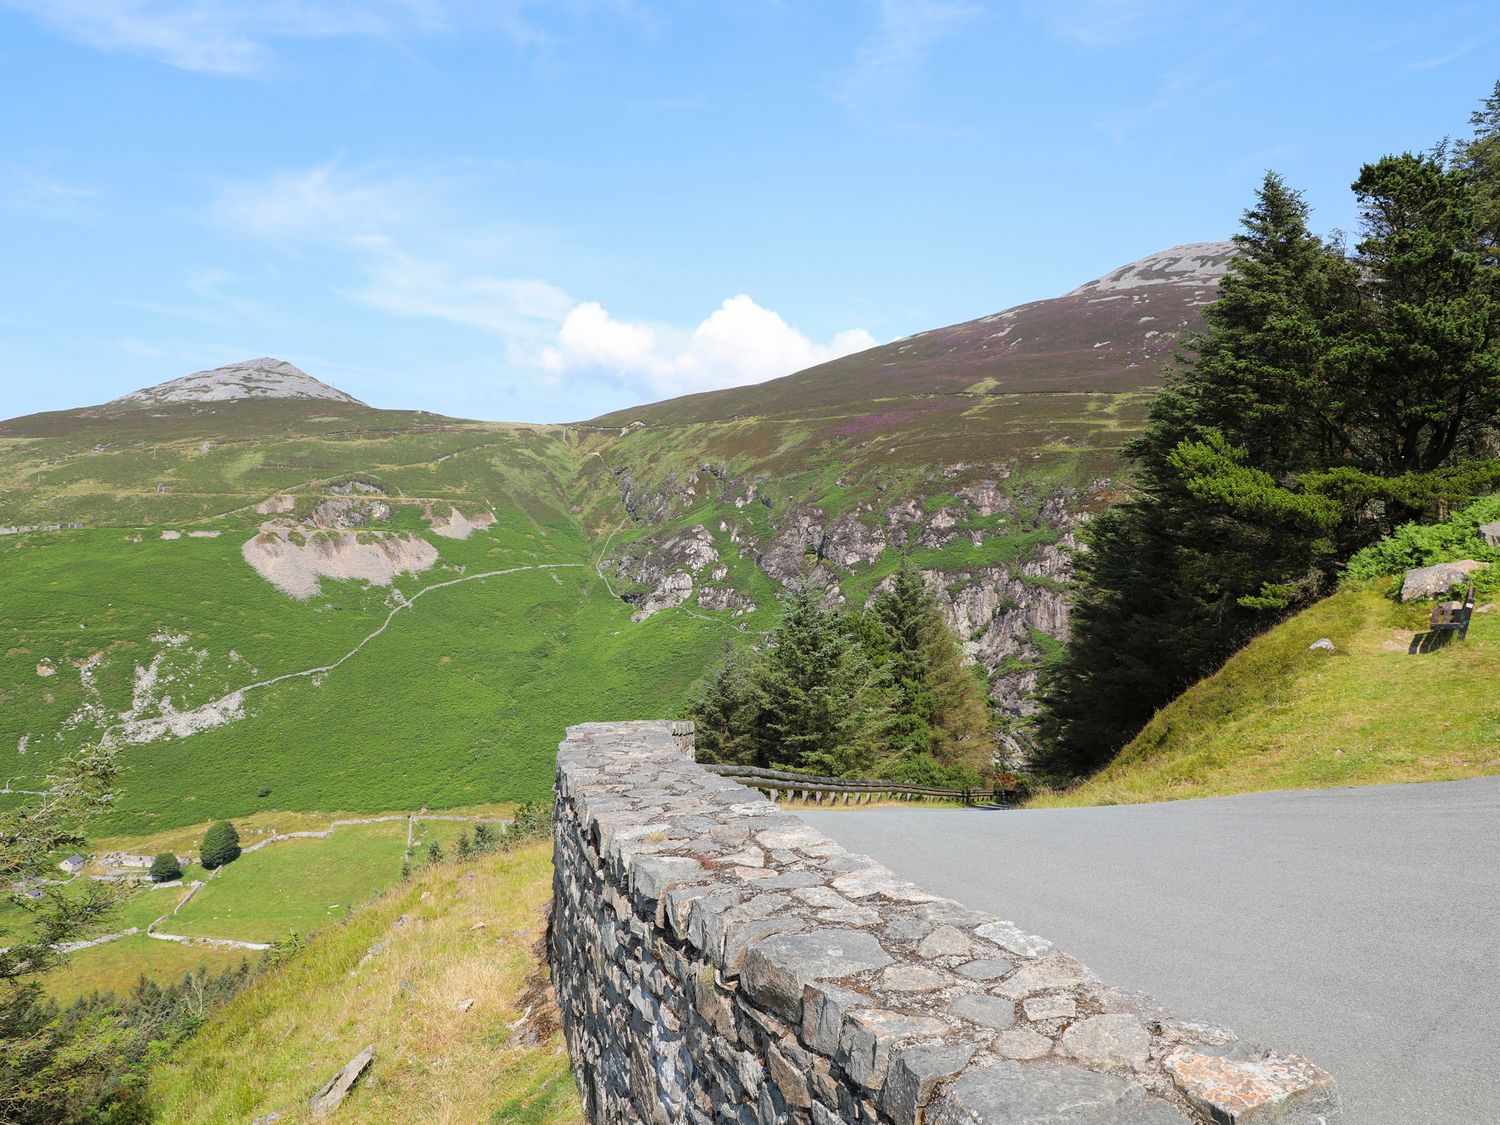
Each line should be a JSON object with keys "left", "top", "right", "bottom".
{"left": 802, "top": 777, "right": 1500, "bottom": 1125}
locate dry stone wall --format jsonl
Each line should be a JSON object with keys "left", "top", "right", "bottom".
{"left": 551, "top": 721, "right": 1342, "bottom": 1125}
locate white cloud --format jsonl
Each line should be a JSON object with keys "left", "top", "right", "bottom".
{"left": 209, "top": 161, "right": 428, "bottom": 241}
{"left": 1026, "top": 0, "right": 1188, "bottom": 48}
{"left": 537, "top": 296, "right": 878, "bottom": 399}
{"left": 206, "top": 161, "right": 877, "bottom": 400}
{"left": 357, "top": 250, "right": 573, "bottom": 336}
{"left": 1, "top": 0, "right": 418, "bottom": 74}
{"left": 835, "top": 0, "right": 981, "bottom": 110}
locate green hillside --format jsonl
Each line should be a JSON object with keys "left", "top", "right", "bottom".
{"left": 1034, "top": 584, "right": 1500, "bottom": 808}
{"left": 1, "top": 250, "right": 1222, "bottom": 836}
{"left": 0, "top": 397, "right": 739, "bottom": 835}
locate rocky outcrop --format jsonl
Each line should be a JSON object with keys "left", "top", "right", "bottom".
{"left": 111, "top": 358, "right": 365, "bottom": 407}
{"left": 610, "top": 525, "right": 721, "bottom": 621}
{"left": 551, "top": 721, "right": 1341, "bottom": 1125}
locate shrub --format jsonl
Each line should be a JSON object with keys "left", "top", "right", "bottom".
{"left": 1344, "top": 494, "right": 1500, "bottom": 596}
{"left": 499, "top": 801, "right": 551, "bottom": 850}
{"left": 149, "top": 852, "right": 182, "bottom": 882}
{"left": 200, "top": 821, "right": 242, "bottom": 870}
{"left": 426, "top": 840, "right": 445, "bottom": 865}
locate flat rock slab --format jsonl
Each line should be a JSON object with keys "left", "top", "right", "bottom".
{"left": 930, "top": 1061, "right": 1191, "bottom": 1124}
{"left": 308, "top": 1043, "right": 375, "bottom": 1117}
{"left": 1165, "top": 1047, "right": 1342, "bottom": 1124}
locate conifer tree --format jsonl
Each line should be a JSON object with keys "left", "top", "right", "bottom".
{"left": 869, "top": 563, "right": 991, "bottom": 773}
{"left": 754, "top": 587, "right": 892, "bottom": 776}
{"left": 1346, "top": 151, "right": 1500, "bottom": 478}
{"left": 426, "top": 840, "right": 444, "bottom": 865}
{"left": 199, "top": 821, "right": 241, "bottom": 871}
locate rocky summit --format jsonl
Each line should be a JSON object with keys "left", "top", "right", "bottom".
{"left": 111, "top": 357, "right": 366, "bottom": 407}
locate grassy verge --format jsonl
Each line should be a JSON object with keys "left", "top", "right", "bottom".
{"left": 1035, "top": 585, "right": 1500, "bottom": 808}
{"left": 145, "top": 840, "right": 580, "bottom": 1124}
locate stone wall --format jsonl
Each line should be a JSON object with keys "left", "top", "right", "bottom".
{"left": 551, "top": 721, "right": 1342, "bottom": 1124}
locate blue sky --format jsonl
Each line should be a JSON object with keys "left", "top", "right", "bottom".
{"left": 0, "top": 1, "right": 1494, "bottom": 422}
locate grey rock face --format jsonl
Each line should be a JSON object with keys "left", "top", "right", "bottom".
{"left": 307, "top": 1044, "right": 375, "bottom": 1117}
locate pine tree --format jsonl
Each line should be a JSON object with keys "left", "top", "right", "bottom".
{"left": 199, "top": 821, "right": 241, "bottom": 870}
{"left": 1456, "top": 80, "right": 1500, "bottom": 264}
{"left": 426, "top": 840, "right": 444, "bottom": 866}
{"left": 754, "top": 587, "right": 892, "bottom": 776}
{"left": 690, "top": 649, "right": 770, "bottom": 766}
{"left": 868, "top": 563, "right": 991, "bottom": 775}
{"left": 473, "top": 823, "right": 495, "bottom": 852}
{"left": 456, "top": 830, "right": 472, "bottom": 860}
{"left": 1346, "top": 151, "right": 1500, "bottom": 478}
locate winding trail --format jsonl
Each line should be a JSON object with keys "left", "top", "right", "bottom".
{"left": 102, "top": 561, "right": 587, "bottom": 746}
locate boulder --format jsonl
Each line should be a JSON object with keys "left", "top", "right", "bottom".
{"left": 1481, "top": 520, "right": 1500, "bottom": 547}
{"left": 1307, "top": 638, "right": 1335, "bottom": 653}
{"left": 1399, "top": 561, "right": 1486, "bottom": 602}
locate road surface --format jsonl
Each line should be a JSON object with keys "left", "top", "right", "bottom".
{"left": 802, "top": 777, "right": 1500, "bottom": 1125}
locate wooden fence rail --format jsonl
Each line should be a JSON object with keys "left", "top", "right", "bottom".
{"left": 698, "top": 762, "right": 1017, "bottom": 806}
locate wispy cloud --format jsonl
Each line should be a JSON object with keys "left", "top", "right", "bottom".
{"left": 834, "top": 0, "right": 982, "bottom": 110}
{"left": 0, "top": 168, "right": 101, "bottom": 218}
{"left": 3, "top": 0, "right": 646, "bottom": 75}
{"left": 1, "top": 1, "right": 425, "bottom": 74}
{"left": 1026, "top": 0, "right": 1190, "bottom": 48}
{"left": 1409, "top": 37, "right": 1485, "bottom": 72}
{"left": 204, "top": 161, "right": 876, "bottom": 399}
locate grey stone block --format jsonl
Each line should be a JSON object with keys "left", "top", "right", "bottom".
{"left": 878, "top": 1043, "right": 976, "bottom": 1125}
{"left": 741, "top": 930, "right": 893, "bottom": 1022}
{"left": 946, "top": 993, "right": 1017, "bottom": 1030}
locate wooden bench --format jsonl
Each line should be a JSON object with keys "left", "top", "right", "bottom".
{"left": 1429, "top": 584, "right": 1476, "bottom": 640}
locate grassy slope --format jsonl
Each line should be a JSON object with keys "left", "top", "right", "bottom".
{"left": 145, "top": 840, "right": 578, "bottom": 1124}
{"left": 0, "top": 400, "right": 743, "bottom": 835}
{"left": 1036, "top": 585, "right": 1500, "bottom": 808}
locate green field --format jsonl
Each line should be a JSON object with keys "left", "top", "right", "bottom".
{"left": 169, "top": 821, "right": 409, "bottom": 943}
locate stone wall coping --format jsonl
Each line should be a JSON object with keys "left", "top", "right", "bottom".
{"left": 552, "top": 720, "right": 1342, "bottom": 1125}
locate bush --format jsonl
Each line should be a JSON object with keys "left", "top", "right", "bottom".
{"left": 199, "top": 821, "right": 242, "bottom": 870}
{"left": 1344, "top": 494, "right": 1500, "bottom": 597}
{"left": 149, "top": 852, "right": 182, "bottom": 882}
{"left": 499, "top": 801, "right": 551, "bottom": 850}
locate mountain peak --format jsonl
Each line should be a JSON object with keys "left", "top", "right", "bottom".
{"left": 112, "top": 358, "right": 366, "bottom": 407}
{"left": 1067, "top": 241, "right": 1235, "bottom": 297}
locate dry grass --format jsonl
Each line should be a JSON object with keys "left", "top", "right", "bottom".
{"left": 145, "top": 840, "right": 580, "bottom": 1124}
